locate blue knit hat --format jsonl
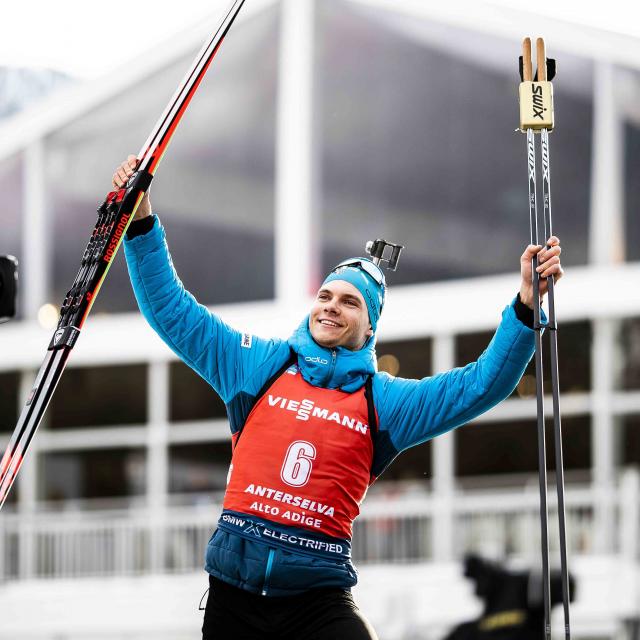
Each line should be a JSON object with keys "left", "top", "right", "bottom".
{"left": 322, "top": 258, "right": 386, "bottom": 332}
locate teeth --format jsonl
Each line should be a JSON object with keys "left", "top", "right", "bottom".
{"left": 320, "top": 319, "right": 340, "bottom": 327}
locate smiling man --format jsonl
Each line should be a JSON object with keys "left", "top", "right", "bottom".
{"left": 115, "top": 154, "right": 563, "bottom": 640}
{"left": 312, "top": 282, "right": 372, "bottom": 350}
{"left": 311, "top": 260, "right": 382, "bottom": 351}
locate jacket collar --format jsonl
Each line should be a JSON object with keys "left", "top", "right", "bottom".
{"left": 287, "top": 316, "right": 377, "bottom": 393}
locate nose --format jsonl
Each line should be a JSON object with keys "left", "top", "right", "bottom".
{"left": 323, "top": 298, "right": 339, "bottom": 315}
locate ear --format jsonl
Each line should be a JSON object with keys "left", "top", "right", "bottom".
{"left": 366, "top": 325, "right": 373, "bottom": 338}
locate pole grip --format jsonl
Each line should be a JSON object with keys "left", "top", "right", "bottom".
{"left": 522, "top": 38, "right": 533, "bottom": 81}
{"left": 518, "top": 37, "right": 554, "bottom": 131}
{"left": 537, "top": 38, "right": 547, "bottom": 81}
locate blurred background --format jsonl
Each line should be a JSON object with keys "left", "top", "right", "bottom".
{"left": 0, "top": 0, "right": 639, "bottom": 637}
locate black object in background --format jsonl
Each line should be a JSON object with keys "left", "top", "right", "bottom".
{"left": 443, "top": 554, "right": 575, "bottom": 640}
{"left": 0, "top": 256, "right": 18, "bottom": 322}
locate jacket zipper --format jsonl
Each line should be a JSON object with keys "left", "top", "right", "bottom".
{"left": 261, "top": 548, "right": 275, "bottom": 596}
{"left": 327, "top": 349, "right": 337, "bottom": 382}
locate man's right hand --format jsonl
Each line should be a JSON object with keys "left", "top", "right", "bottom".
{"left": 112, "top": 155, "right": 152, "bottom": 220}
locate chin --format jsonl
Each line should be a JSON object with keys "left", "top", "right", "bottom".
{"left": 310, "top": 327, "right": 340, "bottom": 348}
{"left": 313, "top": 334, "right": 339, "bottom": 348}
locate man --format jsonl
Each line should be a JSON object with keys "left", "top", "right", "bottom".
{"left": 114, "top": 155, "right": 563, "bottom": 640}
{"left": 443, "top": 554, "right": 575, "bottom": 639}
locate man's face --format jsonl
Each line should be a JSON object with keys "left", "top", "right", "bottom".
{"left": 309, "top": 280, "right": 373, "bottom": 351}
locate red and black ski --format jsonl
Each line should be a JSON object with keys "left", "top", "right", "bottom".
{"left": 0, "top": 0, "right": 247, "bottom": 510}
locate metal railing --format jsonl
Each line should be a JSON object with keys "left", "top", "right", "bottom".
{"left": 1, "top": 471, "right": 638, "bottom": 582}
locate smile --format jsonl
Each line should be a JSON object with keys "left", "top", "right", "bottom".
{"left": 319, "top": 319, "right": 341, "bottom": 328}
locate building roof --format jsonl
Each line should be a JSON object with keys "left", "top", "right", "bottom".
{"left": 0, "top": 0, "right": 277, "bottom": 162}
{"left": 1, "top": 0, "right": 640, "bottom": 164}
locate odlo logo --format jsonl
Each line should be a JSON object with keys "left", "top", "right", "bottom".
{"left": 365, "top": 288, "right": 379, "bottom": 323}
{"left": 531, "top": 84, "right": 546, "bottom": 120}
{"left": 305, "top": 356, "right": 329, "bottom": 365}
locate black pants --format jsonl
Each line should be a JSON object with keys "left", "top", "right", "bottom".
{"left": 202, "top": 576, "right": 378, "bottom": 640}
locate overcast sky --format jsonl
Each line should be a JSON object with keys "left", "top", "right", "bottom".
{"left": 0, "top": 0, "right": 638, "bottom": 79}
{"left": 0, "top": 0, "right": 218, "bottom": 78}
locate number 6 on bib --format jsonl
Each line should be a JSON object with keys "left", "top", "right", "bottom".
{"left": 280, "top": 441, "right": 316, "bottom": 487}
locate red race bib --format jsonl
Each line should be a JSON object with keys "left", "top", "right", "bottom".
{"left": 224, "top": 366, "right": 374, "bottom": 539}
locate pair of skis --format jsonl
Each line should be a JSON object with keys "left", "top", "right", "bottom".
{"left": 519, "top": 37, "right": 571, "bottom": 639}
{"left": 0, "top": 0, "right": 247, "bottom": 510}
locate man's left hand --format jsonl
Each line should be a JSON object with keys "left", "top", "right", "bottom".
{"left": 519, "top": 236, "right": 564, "bottom": 309}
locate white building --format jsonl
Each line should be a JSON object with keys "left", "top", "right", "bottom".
{"left": 1, "top": 0, "right": 640, "bottom": 637}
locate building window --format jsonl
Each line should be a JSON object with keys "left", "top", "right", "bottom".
{"left": 625, "top": 120, "right": 640, "bottom": 262}
{"left": 169, "top": 362, "right": 227, "bottom": 422}
{"left": 455, "top": 330, "right": 494, "bottom": 367}
{"left": 48, "top": 364, "right": 147, "bottom": 429}
{"left": 169, "top": 443, "right": 232, "bottom": 496}
{"left": 455, "top": 320, "right": 592, "bottom": 396}
{"left": 620, "top": 415, "right": 640, "bottom": 466}
{"left": 455, "top": 415, "right": 591, "bottom": 481}
{"left": 39, "top": 448, "right": 146, "bottom": 501}
{"left": 619, "top": 318, "right": 640, "bottom": 391}
{"left": 376, "top": 441, "right": 432, "bottom": 484}
{"left": 376, "top": 337, "right": 432, "bottom": 378}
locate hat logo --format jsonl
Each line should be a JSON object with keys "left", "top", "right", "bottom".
{"left": 365, "top": 289, "right": 379, "bottom": 321}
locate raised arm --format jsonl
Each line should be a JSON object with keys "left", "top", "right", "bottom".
{"left": 375, "top": 238, "right": 563, "bottom": 455}
{"left": 375, "top": 300, "right": 535, "bottom": 453}
{"left": 116, "top": 157, "right": 286, "bottom": 403}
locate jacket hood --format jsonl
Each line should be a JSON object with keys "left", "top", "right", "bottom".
{"left": 287, "top": 316, "right": 377, "bottom": 392}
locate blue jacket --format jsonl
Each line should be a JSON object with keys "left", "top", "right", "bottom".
{"left": 124, "top": 217, "right": 536, "bottom": 595}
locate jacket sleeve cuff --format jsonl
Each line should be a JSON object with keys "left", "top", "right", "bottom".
{"left": 514, "top": 292, "right": 534, "bottom": 329}
{"left": 126, "top": 214, "right": 157, "bottom": 240}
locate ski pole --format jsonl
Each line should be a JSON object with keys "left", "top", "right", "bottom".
{"left": 520, "top": 36, "right": 552, "bottom": 639}
{"left": 536, "top": 38, "right": 572, "bottom": 640}
{"left": 518, "top": 36, "right": 571, "bottom": 639}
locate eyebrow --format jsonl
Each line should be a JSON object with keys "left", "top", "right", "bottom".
{"left": 317, "top": 289, "right": 362, "bottom": 306}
